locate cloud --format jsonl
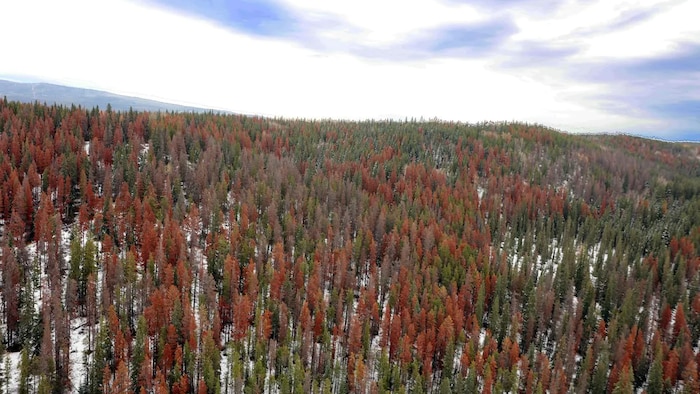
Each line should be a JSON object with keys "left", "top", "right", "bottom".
{"left": 447, "top": 0, "right": 564, "bottom": 14}
{"left": 499, "top": 42, "right": 580, "bottom": 68}
{"left": 517, "top": 55, "right": 699, "bottom": 137}
{"left": 628, "top": 44, "right": 700, "bottom": 74}
{"left": 561, "top": 44, "right": 700, "bottom": 131}
{"left": 402, "top": 19, "right": 517, "bottom": 57}
{"left": 596, "top": 7, "right": 663, "bottom": 32}
{"left": 488, "top": 0, "right": 700, "bottom": 138}
{"left": 569, "top": 44, "right": 700, "bottom": 84}
{"left": 145, "top": 0, "right": 299, "bottom": 36}
{"left": 576, "top": 1, "right": 700, "bottom": 59}
{"left": 651, "top": 101, "right": 700, "bottom": 124}
{"left": 304, "top": 18, "right": 518, "bottom": 62}
{"left": 0, "top": 0, "right": 698, "bottom": 140}
{"left": 145, "top": 0, "right": 516, "bottom": 62}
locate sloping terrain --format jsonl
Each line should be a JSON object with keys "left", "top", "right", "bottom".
{"left": 0, "top": 101, "right": 699, "bottom": 393}
{"left": 0, "top": 79, "right": 218, "bottom": 113}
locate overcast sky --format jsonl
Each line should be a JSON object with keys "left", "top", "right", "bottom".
{"left": 1, "top": 0, "right": 698, "bottom": 140}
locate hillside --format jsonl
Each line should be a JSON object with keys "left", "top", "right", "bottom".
{"left": 0, "top": 100, "right": 699, "bottom": 393}
{"left": 0, "top": 79, "right": 220, "bottom": 113}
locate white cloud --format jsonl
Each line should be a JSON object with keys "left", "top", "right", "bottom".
{"left": 511, "top": 0, "right": 700, "bottom": 60}
{"left": 581, "top": 0, "right": 700, "bottom": 59}
{"left": 282, "top": 0, "right": 485, "bottom": 45}
{"left": 0, "top": 0, "right": 695, "bottom": 136}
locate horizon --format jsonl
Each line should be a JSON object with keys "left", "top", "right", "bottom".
{"left": 1, "top": 0, "right": 699, "bottom": 141}
{"left": 1, "top": 77, "right": 699, "bottom": 143}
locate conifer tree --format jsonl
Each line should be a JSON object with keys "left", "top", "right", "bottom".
{"left": 18, "top": 346, "right": 30, "bottom": 394}
{"left": 591, "top": 345, "right": 610, "bottom": 394}
{"left": 0, "top": 329, "right": 4, "bottom": 394}
{"left": 612, "top": 365, "right": 634, "bottom": 394}
{"left": 648, "top": 345, "right": 664, "bottom": 394}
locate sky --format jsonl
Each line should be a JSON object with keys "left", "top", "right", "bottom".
{"left": 0, "top": 0, "right": 698, "bottom": 140}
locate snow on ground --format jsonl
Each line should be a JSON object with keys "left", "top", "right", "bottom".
{"left": 69, "top": 317, "right": 90, "bottom": 393}
{"left": 1, "top": 227, "right": 98, "bottom": 393}
{"left": 220, "top": 348, "right": 229, "bottom": 393}
{"left": 502, "top": 236, "right": 565, "bottom": 280}
{"left": 588, "top": 242, "right": 603, "bottom": 285}
{"left": 2, "top": 350, "right": 21, "bottom": 394}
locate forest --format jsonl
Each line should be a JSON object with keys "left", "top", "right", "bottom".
{"left": 0, "top": 98, "right": 699, "bottom": 393}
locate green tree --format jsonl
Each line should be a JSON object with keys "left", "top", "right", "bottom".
{"left": 88, "top": 319, "right": 110, "bottom": 393}
{"left": 19, "top": 347, "right": 30, "bottom": 394}
{"left": 201, "top": 331, "right": 221, "bottom": 394}
{"left": 3, "top": 355, "right": 9, "bottom": 394}
{"left": 475, "top": 285, "right": 486, "bottom": 326}
{"left": 131, "top": 316, "right": 147, "bottom": 391}
{"left": 612, "top": 365, "right": 634, "bottom": 394}
{"left": 647, "top": 346, "right": 664, "bottom": 394}
{"left": 591, "top": 345, "right": 610, "bottom": 394}
{"left": 466, "top": 362, "right": 478, "bottom": 392}
{"left": 19, "top": 281, "right": 40, "bottom": 354}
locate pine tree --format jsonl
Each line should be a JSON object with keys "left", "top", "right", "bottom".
{"left": 18, "top": 279, "right": 39, "bottom": 355}
{"left": 0, "top": 328, "right": 4, "bottom": 394}
{"left": 682, "top": 359, "right": 700, "bottom": 394}
{"left": 2, "top": 243, "right": 21, "bottom": 348}
{"left": 591, "top": 345, "right": 609, "bottom": 394}
{"left": 18, "top": 346, "right": 30, "bottom": 394}
{"left": 611, "top": 365, "right": 633, "bottom": 394}
{"left": 439, "top": 377, "right": 451, "bottom": 394}
{"left": 131, "top": 316, "right": 147, "bottom": 391}
{"left": 110, "top": 360, "right": 130, "bottom": 394}
{"left": 3, "top": 356, "right": 9, "bottom": 394}
{"left": 36, "top": 376, "right": 51, "bottom": 394}
{"left": 201, "top": 331, "right": 221, "bottom": 394}
{"left": 88, "top": 319, "right": 111, "bottom": 393}
{"left": 647, "top": 345, "right": 664, "bottom": 394}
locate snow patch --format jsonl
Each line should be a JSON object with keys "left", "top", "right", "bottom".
{"left": 69, "top": 317, "right": 90, "bottom": 393}
{"left": 2, "top": 351, "right": 21, "bottom": 394}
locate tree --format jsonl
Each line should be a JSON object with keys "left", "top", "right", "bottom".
{"left": 88, "top": 319, "right": 111, "bottom": 393}
{"left": 201, "top": 331, "right": 221, "bottom": 394}
{"left": 664, "top": 348, "right": 679, "bottom": 386}
{"left": 0, "top": 329, "right": 3, "bottom": 394}
{"left": 109, "top": 360, "right": 131, "bottom": 394}
{"left": 1, "top": 95, "right": 700, "bottom": 394}
{"left": 682, "top": 359, "right": 700, "bottom": 394}
{"left": 611, "top": 365, "right": 633, "bottom": 394}
{"left": 1, "top": 244, "right": 21, "bottom": 348}
{"left": 18, "top": 346, "right": 30, "bottom": 394}
{"left": 131, "top": 316, "right": 148, "bottom": 391}
{"left": 648, "top": 345, "right": 664, "bottom": 394}
{"left": 38, "top": 302, "right": 55, "bottom": 390}
{"left": 233, "top": 295, "right": 252, "bottom": 342}
{"left": 591, "top": 345, "right": 609, "bottom": 394}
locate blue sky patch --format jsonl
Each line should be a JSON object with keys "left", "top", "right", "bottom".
{"left": 500, "top": 42, "right": 580, "bottom": 67}
{"left": 422, "top": 20, "right": 517, "bottom": 54}
{"left": 354, "top": 18, "right": 520, "bottom": 61}
{"left": 570, "top": 43, "right": 700, "bottom": 82}
{"left": 651, "top": 100, "right": 700, "bottom": 121}
{"left": 147, "top": 0, "right": 298, "bottom": 37}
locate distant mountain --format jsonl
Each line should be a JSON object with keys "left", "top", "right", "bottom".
{"left": 0, "top": 79, "right": 223, "bottom": 113}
